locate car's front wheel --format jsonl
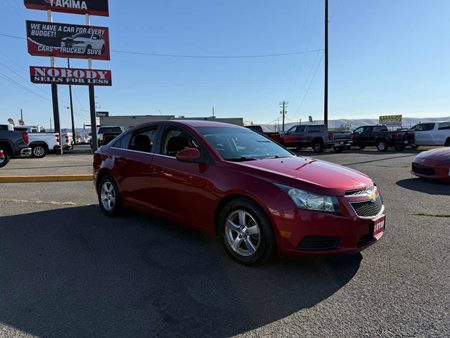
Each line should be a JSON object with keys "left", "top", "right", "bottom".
{"left": 98, "top": 175, "right": 122, "bottom": 216}
{"left": 218, "top": 198, "right": 275, "bottom": 265}
{"left": 376, "top": 140, "right": 388, "bottom": 152}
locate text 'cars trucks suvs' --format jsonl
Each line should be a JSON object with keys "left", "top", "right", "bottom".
{"left": 94, "top": 121, "right": 385, "bottom": 265}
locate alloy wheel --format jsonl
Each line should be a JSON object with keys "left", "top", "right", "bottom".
{"left": 33, "top": 146, "right": 45, "bottom": 157}
{"left": 100, "top": 181, "right": 116, "bottom": 211}
{"left": 225, "top": 210, "right": 261, "bottom": 257}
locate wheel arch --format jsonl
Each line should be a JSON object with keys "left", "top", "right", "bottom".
{"left": 214, "top": 193, "right": 277, "bottom": 240}
{"left": 0, "top": 141, "right": 13, "bottom": 156}
{"left": 30, "top": 141, "right": 48, "bottom": 149}
{"left": 95, "top": 168, "right": 118, "bottom": 193}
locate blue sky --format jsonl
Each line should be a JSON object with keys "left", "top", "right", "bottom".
{"left": 0, "top": 0, "right": 449, "bottom": 128}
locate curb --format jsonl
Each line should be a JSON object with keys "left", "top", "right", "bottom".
{"left": 0, "top": 174, "right": 94, "bottom": 183}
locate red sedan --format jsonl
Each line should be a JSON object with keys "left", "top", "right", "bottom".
{"left": 411, "top": 147, "right": 450, "bottom": 182}
{"left": 94, "top": 121, "right": 385, "bottom": 265}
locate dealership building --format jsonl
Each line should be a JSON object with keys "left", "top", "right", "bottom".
{"left": 99, "top": 115, "right": 244, "bottom": 130}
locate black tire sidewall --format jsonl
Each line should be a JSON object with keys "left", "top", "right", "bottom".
{"left": 313, "top": 142, "right": 324, "bottom": 153}
{"left": 218, "top": 198, "right": 275, "bottom": 265}
{"left": 0, "top": 150, "right": 10, "bottom": 168}
{"left": 97, "top": 175, "right": 122, "bottom": 216}
{"left": 377, "top": 140, "right": 387, "bottom": 152}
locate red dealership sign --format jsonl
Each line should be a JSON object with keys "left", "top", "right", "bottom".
{"left": 24, "top": 0, "right": 109, "bottom": 17}
{"left": 26, "top": 20, "right": 110, "bottom": 60}
{"left": 30, "top": 66, "right": 112, "bottom": 86}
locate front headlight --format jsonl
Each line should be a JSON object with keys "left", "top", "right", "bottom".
{"left": 277, "top": 184, "right": 339, "bottom": 212}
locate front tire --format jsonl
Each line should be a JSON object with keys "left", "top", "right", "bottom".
{"left": 376, "top": 140, "right": 388, "bottom": 152}
{"left": 31, "top": 145, "right": 47, "bottom": 158}
{"left": 312, "top": 141, "right": 324, "bottom": 153}
{"left": 98, "top": 175, "right": 122, "bottom": 216}
{"left": 0, "top": 150, "right": 10, "bottom": 168}
{"left": 218, "top": 198, "right": 275, "bottom": 265}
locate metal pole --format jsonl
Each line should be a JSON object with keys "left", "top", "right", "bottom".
{"left": 48, "top": 10, "right": 62, "bottom": 154}
{"left": 67, "top": 58, "right": 76, "bottom": 145}
{"left": 324, "top": 0, "right": 329, "bottom": 128}
{"left": 86, "top": 14, "right": 98, "bottom": 152}
{"left": 20, "top": 109, "right": 23, "bottom": 122}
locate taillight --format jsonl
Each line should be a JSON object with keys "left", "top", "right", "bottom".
{"left": 23, "top": 132, "right": 29, "bottom": 144}
{"left": 328, "top": 132, "right": 333, "bottom": 140}
{"left": 392, "top": 133, "right": 399, "bottom": 140}
{"left": 0, "top": 150, "right": 4, "bottom": 158}
{"left": 55, "top": 133, "right": 60, "bottom": 144}
{"left": 65, "top": 135, "right": 69, "bottom": 143}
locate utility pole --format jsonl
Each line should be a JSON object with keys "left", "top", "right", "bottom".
{"left": 324, "top": 0, "right": 329, "bottom": 127}
{"left": 212, "top": 106, "right": 215, "bottom": 117}
{"left": 67, "top": 58, "right": 76, "bottom": 145}
{"left": 279, "top": 101, "right": 288, "bottom": 132}
{"left": 20, "top": 109, "right": 23, "bottom": 122}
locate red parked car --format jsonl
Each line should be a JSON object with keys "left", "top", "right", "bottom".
{"left": 94, "top": 121, "right": 385, "bottom": 265}
{"left": 411, "top": 147, "right": 450, "bottom": 182}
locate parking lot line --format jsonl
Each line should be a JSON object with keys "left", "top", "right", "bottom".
{"left": 0, "top": 174, "right": 94, "bottom": 183}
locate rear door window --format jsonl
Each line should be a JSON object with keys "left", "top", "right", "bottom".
{"left": 128, "top": 127, "right": 159, "bottom": 153}
{"left": 438, "top": 122, "right": 450, "bottom": 130}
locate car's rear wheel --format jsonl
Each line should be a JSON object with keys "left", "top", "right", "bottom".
{"left": 98, "top": 175, "right": 122, "bottom": 216}
{"left": 31, "top": 145, "right": 47, "bottom": 158}
{"left": 218, "top": 198, "right": 275, "bottom": 265}
{"left": 312, "top": 141, "right": 324, "bottom": 153}
{"left": 0, "top": 149, "right": 10, "bottom": 168}
{"left": 376, "top": 140, "right": 387, "bottom": 152}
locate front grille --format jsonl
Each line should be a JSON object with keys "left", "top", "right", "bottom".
{"left": 298, "top": 236, "right": 339, "bottom": 250}
{"left": 345, "top": 186, "right": 374, "bottom": 196}
{"left": 350, "top": 195, "right": 383, "bottom": 218}
{"left": 412, "top": 163, "right": 435, "bottom": 176}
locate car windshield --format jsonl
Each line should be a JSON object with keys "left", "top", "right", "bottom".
{"left": 196, "top": 126, "right": 294, "bottom": 161}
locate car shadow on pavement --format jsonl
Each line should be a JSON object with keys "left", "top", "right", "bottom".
{"left": 396, "top": 178, "right": 450, "bottom": 195}
{"left": 0, "top": 206, "right": 361, "bottom": 338}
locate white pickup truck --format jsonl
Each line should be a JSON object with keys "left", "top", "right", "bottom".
{"left": 13, "top": 125, "right": 71, "bottom": 158}
{"left": 411, "top": 122, "right": 450, "bottom": 147}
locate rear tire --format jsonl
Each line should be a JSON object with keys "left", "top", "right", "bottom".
{"left": 0, "top": 149, "right": 10, "bottom": 168}
{"left": 445, "top": 138, "right": 450, "bottom": 147}
{"left": 312, "top": 141, "right": 324, "bottom": 153}
{"left": 218, "top": 198, "right": 275, "bottom": 266}
{"left": 97, "top": 175, "right": 122, "bottom": 216}
{"left": 31, "top": 145, "right": 47, "bottom": 158}
{"left": 376, "top": 140, "right": 388, "bottom": 152}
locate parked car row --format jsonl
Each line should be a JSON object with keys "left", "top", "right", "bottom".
{"left": 246, "top": 121, "right": 450, "bottom": 153}
{"left": 0, "top": 124, "right": 74, "bottom": 167}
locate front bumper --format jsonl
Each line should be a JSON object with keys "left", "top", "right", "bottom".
{"left": 411, "top": 163, "right": 450, "bottom": 182}
{"left": 20, "top": 147, "right": 32, "bottom": 156}
{"left": 272, "top": 193, "right": 385, "bottom": 256}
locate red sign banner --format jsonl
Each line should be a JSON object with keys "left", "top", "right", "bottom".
{"left": 24, "top": 0, "right": 109, "bottom": 17}
{"left": 30, "top": 66, "right": 112, "bottom": 86}
{"left": 26, "top": 20, "right": 110, "bottom": 60}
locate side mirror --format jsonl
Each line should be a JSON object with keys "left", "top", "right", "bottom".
{"left": 176, "top": 147, "right": 201, "bottom": 162}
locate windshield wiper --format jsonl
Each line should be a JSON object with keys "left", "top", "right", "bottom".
{"left": 225, "top": 156, "right": 258, "bottom": 162}
{"left": 264, "top": 155, "right": 293, "bottom": 159}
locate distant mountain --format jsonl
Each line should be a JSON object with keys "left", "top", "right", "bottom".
{"left": 259, "top": 116, "right": 450, "bottom": 132}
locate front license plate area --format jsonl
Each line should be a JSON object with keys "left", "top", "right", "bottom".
{"left": 372, "top": 216, "right": 385, "bottom": 236}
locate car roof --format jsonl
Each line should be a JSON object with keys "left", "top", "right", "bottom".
{"left": 131, "top": 120, "right": 243, "bottom": 129}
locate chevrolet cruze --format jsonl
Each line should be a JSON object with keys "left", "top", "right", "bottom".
{"left": 94, "top": 121, "right": 385, "bottom": 265}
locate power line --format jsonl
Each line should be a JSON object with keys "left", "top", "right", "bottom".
{"left": 0, "top": 71, "right": 51, "bottom": 102}
{"left": 0, "top": 33, "right": 323, "bottom": 59}
{"left": 292, "top": 52, "right": 324, "bottom": 119}
{"left": 111, "top": 48, "right": 324, "bottom": 59}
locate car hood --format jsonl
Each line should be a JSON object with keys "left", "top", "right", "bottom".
{"left": 237, "top": 156, "right": 373, "bottom": 195}
{"left": 414, "top": 148, "right": 450, "bottom": 163}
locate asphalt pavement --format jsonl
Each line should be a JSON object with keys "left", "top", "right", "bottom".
{"left": 0, "top": 149, "right": 449, "bottom": 337}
